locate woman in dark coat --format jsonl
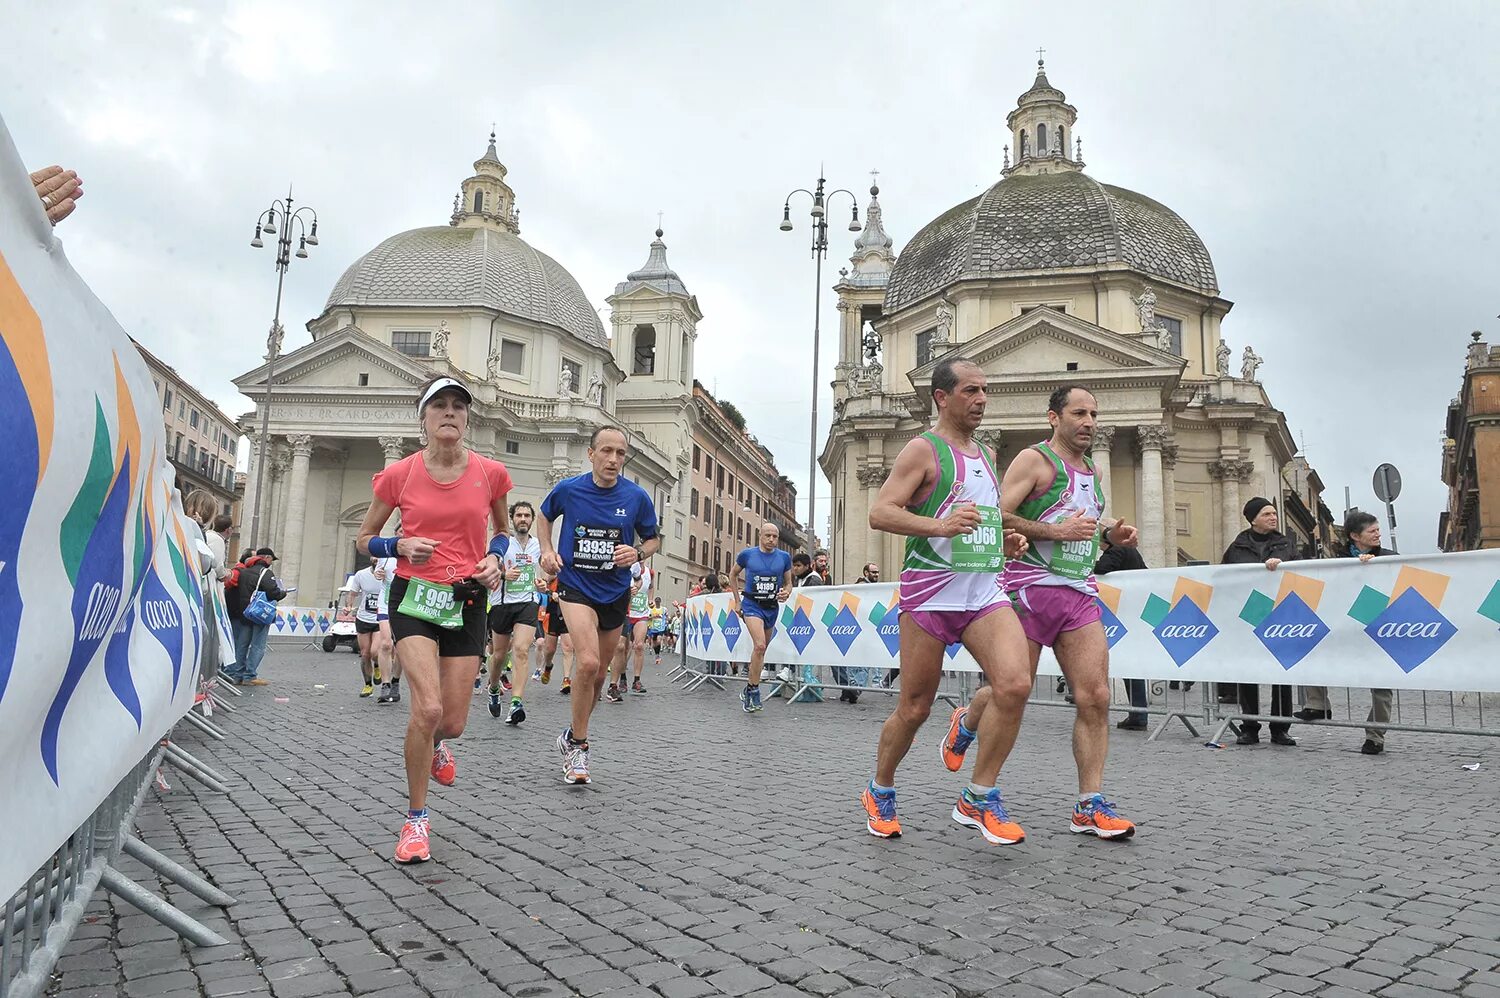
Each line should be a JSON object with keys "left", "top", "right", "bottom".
{"left": 1222, "top": 497, "right": 1300, "bottom": 746}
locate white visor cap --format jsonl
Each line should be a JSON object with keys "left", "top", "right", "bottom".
{"left": 417, "top": 377, "right": 473, "bottom": 413}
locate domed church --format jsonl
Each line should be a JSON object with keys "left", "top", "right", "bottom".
{"left": 234, "top": 134, "right": 699, "bottom": 603}
{"left": 823, "top": 60, "right": 1326, "bottom": 577}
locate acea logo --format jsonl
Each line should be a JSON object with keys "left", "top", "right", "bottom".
{"left": 1348, "top": 565, "right": 1458, "bottom": 673}
{"left": 1238, "top": 572, "right": 1329, "bottom": 669}
{"left": 867, "top": 595, "right": 902, "bottom": 657}
{"left": 778, "top": 595, "right": 818, "bottom": 654}
{"left": 1140, "top": 577, "right": 1218, "bottom": 666}
{"left": 819, "top": 592, "right": 864, "bottom": 656}
{"left": 1096, "top": 582, "right": 1127, "bottom": 650}
{"left": 715, "top": 606, "right": 742, "bottom": 652}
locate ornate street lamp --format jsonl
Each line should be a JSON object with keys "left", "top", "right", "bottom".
{"left": 246, "top": 187, "right": 319, "bottom": 549}
{"left": 779, "top": 173, "right": 860, "bottom": 551}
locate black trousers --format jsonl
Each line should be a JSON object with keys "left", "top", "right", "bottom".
{"left": 1237, "top": 683, "right": 1291, "bottom": 735}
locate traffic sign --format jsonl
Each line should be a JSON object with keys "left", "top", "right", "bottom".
{"left": 1373, "top": 463, "right": 1402, "bottom": 504}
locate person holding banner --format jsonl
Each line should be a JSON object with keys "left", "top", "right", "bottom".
{"left": 941, "top": 384, "right": 1139, "bottom": 841}
{"left": 1224, "top": 497, "right": 1301, "bottom": 747}
{"left": 539, "top": 426, "right": 661, "bottom": 786}
{"left": 1296, "top": 510, "right": 1396, "bottom": 755}
{"left": 728, "top": 523, "right": 794, "bottom": 712}
{"left": 356, "top": 375, "right": 511, "bottom": 864}
{"left": 863, "top": 356, "right": 1033, "bottom": 844}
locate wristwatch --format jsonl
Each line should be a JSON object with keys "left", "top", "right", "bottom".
{"left": 634, "top": 544, "right": 646, "bottom": 563}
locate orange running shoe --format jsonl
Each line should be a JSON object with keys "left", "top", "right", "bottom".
{"left": 951, "top": 787, "right": 1025, "bottom": 845}
{"left": 861, "top": 782, "right": 902, "bottom": 838}
{"left": 1070, "top": 794, "right": 1135, "bottom": 839}
{"left": 431, "top": 742, "right": 456, "bottom": 786}
{"left": 394, "top": 816, "right": 430, "bottom": 863}
{"left": 939, "top": 706, "right": 976, "bottom": 772}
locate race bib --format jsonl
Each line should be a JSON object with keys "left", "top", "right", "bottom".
{"left": 362, "top": 594, "right": 380, "bottom": 615}
{"left": 951, "top": 505, "right": 1005, "bottom": 572}
{"left": 573, "top": 525, "right": 622, "bottom": 572}
{"left": 630, "top": 588, "right": 650, "bottom": 614}
{"left": 398, "top": 578, "right": 464, "bottom": 630}
{"left": 1050, "top": 535, "right": 1099, "bottom": 581}
{"left": 505, "top": 557, "right": 537, "bottom": 596}
{"left": 751, "top": 574, "right": 778, "bottom": 599}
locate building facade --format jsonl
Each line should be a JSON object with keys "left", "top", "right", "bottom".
{"left": 686, "top": 384, "right": 801, "bottom": 581}
{"left": 232, "top": 136, "right": 713, "bottom": 603}
{"left": 822, "top": 60, "right": 1325, "bottom": 579}
{"left": 1440, "top": 330, "right": 1500, "bottom": 550}
{"left": 135, "top": 338, "right": 241, "bottom": 531}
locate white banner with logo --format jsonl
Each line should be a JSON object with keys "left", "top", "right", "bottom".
{"left": 683, "top": 551, "right": 1500, "bottom": 692}
{"left": 0, "top": 116, "right": 205, "bottom": 898}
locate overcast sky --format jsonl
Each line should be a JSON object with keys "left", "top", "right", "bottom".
{"left": 5, "top": 1, "right": 1497, "bottom": 552}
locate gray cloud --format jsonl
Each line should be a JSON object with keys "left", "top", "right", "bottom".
{"left": 6, "top": 1, "right": 1495, "bottom": 551}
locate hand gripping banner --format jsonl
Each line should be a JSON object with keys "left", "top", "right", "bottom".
{"left": 685, "top": 551, "right": 1500, "bottom": 693}
{"left": 0, "top": 114, "right": 205, "bottom": 898}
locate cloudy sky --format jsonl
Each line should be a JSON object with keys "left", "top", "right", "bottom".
{"left": 5, "top": 1, "right": 1496, "bottom": 552}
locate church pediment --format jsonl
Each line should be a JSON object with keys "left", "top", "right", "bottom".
{"left": 233, "top": 325, "right": 428, "bottom": 391}
{"left": 910, "top": 306, "right": 1183, "bottom": 383}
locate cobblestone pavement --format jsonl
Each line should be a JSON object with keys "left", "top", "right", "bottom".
{"left": 50, "top": 648, "right": 1500, "bottom": 998}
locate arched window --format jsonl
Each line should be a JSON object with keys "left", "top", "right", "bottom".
{"left": 472, "top": 190, "right": 484, "bottom": 213}
{"left": 632, "top": 324, "right": 656, "bottom": 375}
{"left": 1037, "top": 123, "right": 1048, "bottom": 155}
{"left": 1020, "top": 129, "right": 1029, "bottom": 157}
{"left": 1057, "top": 125, "right": 1066, "bottom": 155}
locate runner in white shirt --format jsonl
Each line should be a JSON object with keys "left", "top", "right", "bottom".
{"left": 372, "top": 551, "right": 402, "bottom": 703}
{"left": 350, "top": 566, "right": 385, "bottom": 697}
{"left": 607, "top": 560, "right": 654, "bottom": 701}
{"left": 486, "top": 502, "right": 543, "bottom": 725}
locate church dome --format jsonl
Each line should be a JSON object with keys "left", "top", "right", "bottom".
{"left": 885, "top": 170, "right": 1219, "bottom": 313}
{"left": 325, "top": 225, "right": 607, "bottom": 348}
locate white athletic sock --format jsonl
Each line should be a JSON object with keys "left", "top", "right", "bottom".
{"left": 967, "top": 783, "right": 994, "bottom": 798}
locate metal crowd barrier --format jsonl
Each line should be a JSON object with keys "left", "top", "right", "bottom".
{"left": 2, "top": 586, "right": 240, "bottom": 998}
{"left": 670, "top": 659, "right": 1500, "bottom": 744}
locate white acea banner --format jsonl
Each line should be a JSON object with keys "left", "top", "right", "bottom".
{"left": 684, "top": 550, "right": 1500, "bottom": 693}
{"left": 0, "top": 116, "right": 205, "bottom": 899}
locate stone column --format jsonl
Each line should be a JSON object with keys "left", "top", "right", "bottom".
{"left": 1210, "top": 458, "right": 1252, "bottom": 557}
{"left": 279, "top": 434, "right": 315, "bottom": 589}
{"left": 1135, "top": 426, "right": 1168, "bottom": 569}
{"left": 378, "top": 435, "right": 407, "bottom": 468}
{"left": 1090, "top": 425, "right": 1115, "bottom": 508}
{"left": 1160, "top": 441, "right": 1178, "bottom": 568}
{"left": 856, "top": 464, "right": 890, "bottom": 578}
{"left": 240, "top": 429, "right": 260, "bottom": 547}
{"left": 268, "top": 447, "right": 291, "bottom": 556}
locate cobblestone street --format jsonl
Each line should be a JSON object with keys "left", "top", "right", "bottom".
{"left": 50, "top": 649, "right": 1500, "bottom": 998}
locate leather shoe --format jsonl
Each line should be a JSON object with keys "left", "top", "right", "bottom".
{"left": 1116, "top": 718, "right": 1148, "bottom": 731}
{"left": 1270, "top": 731, "right": 1297, "bottom": 746}
{"left": 1235, "top": 730, "right": 1260, "bottom": 745}
{"left": 1360, "top": 740, "right": 1384, "bottom": 755}
{"left": 1293, "top": 707, "right": 1331, "bottom": 721}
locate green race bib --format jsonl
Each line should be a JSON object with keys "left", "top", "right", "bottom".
{"left": 1049, "top": 533, "right": 1099, "bottom": 581}
{"left": 505, "top": 560, "right": 537, "bottom": 597}
{"left": 398, "top": 578, "right": 464, "bottom": 630}
{"left": 630, "top": 588, "right": 650, "bottom": 614}
{"left": 950, "top": 505, "right": 1006, "bottom": 572}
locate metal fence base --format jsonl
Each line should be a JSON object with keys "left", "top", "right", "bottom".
{"left": 1209, "top": 711, "right": 1500, "bottom": 742}
{"left": 206, "top": 691, "right": 237, "bottom": 713}
{"left": 98, "top": 866, "right": 229, "bottom": 948}
{"left": 162, "top": 742, "right": 230, "bottom": 786}
{"left": 179, "top": 710, "right": 227, "bottom": 741}
{"left": 120, "top": 837, "right": 236, "bottom": 908}
{"left": 215, "top": 675, "right": 243, "bottom": 697}
{"left": 159, "top": 755, "right": 229, "bottom": 796}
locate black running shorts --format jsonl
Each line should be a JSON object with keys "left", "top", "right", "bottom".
{"left": 555, "top": 584, "right": 632, "bottom": 633}
{"left": 387, "top": 575, "right": 487, "bottom": 659}
{"left": 488, "top": 600, "right": 539, "bottom": 636}
{"left": 354, "top": 619, "right": 380, "bottom": 635}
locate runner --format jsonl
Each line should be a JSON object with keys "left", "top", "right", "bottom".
{"left": 356, "top": 376, "right": 511, "bottom": 863}
{"left": 862, "top": 356, "right": 1032, "bottom": 844}
{"left": 607, "top": 560, "right": 654, "bottom": 700}
{"left": 727, "top": 523, "right": 793, "bottom": 712}
{"left": 348, "top": 564, "right": 385, "bottom": 697}
{"left": 538, "top": 425, "right": 660, "bottom": 785}
{"left": 372, "top": 543, "right": 403, "bottom": 704}
{"left": 647, "top": 598, "right": 668, "bottom": 664}
{"left": 540, "top": 578, "right": 574, "bottom": 695}
{"left": 939, "top": 383, "right": 1138, "bottom": 840}
{"left": 485, "top": 501, "right": 543, "bottom": 724}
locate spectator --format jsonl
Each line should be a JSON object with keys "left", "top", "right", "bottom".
{"left": 223, "top": 547, "right": 286, "bottom": 686}
{"left": 1094, "top": 535, "right": 1149, "bottom": 730}
{"left": 836, "top": 563, "right": 880, "bottom": 703}
{"left": 1295, "top": 511, "right": 1396, "bottom": 755}
{"left": 1223, "top": 498, "right": 1299, "bottom": 746}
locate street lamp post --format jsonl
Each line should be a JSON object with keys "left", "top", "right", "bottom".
{"left": 246, "top": 187, "right": 319, "bottom": 550}
{"left": 779, "top": 174, "right": 860, "bottom": 552}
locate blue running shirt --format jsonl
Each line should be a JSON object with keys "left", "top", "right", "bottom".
{"left": 736, "top": 546, "right": 792, "bottom": 601}
{"left": 540, "top": 473, "right": 659, "bottom": 604}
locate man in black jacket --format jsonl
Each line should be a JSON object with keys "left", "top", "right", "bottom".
{"left": 1295, "top": 510, "right": 1397, "bottom": 754}
{"left": 1095, "top": 537, "right": 1150, "bottom": 729}
{"left": 224, "top": 547, "right": 287, "bottom": 686}
{"left": 1223, "top": 498, "right": 1299, "bottom": 746}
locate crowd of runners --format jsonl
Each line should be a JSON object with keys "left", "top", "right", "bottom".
{"left": 338, "top": 361, "right": 1135, "bottom": 864}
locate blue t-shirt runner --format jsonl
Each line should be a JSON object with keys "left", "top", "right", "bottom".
{"left": 540, "top": 472, "right": 658, "bottom": 609}
{"left": 734, "top": 545, "right": 793, "bottom": 625}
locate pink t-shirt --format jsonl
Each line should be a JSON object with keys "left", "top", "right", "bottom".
{"left": 372, "top": 451, "right": 513, "bottom": 584}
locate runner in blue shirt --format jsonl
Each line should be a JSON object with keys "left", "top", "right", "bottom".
{"left": 728, "top": 523, "right": 794, "bottom": 713}
{"left": 539, "top": 426, "right": 660, "bottom": 785}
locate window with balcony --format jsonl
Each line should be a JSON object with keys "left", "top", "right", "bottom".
{"left": 186, "top": 441, "right": 196, "bottom": 465}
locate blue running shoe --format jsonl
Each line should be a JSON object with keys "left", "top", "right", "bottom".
{"left": 749, "top": 685, "right": 763, "bottom": 712}
{"left": 740, "top": 686, "right": 753, "bottom": 713}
